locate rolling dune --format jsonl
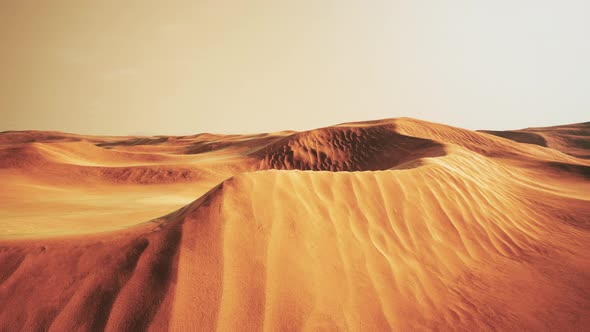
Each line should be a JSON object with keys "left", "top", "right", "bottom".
{"left": 1, "top": 118, "right": 589, "bottom": 331}
{"left": 254, "top": 123, "right": 446, "bottom": 171}
{"left": 482, "top": 121, "right": 590, "bottom": 159}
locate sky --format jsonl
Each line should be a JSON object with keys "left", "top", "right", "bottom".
{"left": 1, "top": 0, "right": 589, "bottom": 135}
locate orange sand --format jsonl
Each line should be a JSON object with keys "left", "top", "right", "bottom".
{"left": 0, "top": 118, "right": 589, "bottom": 330}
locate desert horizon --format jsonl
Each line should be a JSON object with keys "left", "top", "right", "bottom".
{"left": 2, "top": 116, "right": 588, "bottom": 137}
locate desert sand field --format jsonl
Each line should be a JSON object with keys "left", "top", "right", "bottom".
{"left": 0, "top": 118, "right": 589, "bottom": 331}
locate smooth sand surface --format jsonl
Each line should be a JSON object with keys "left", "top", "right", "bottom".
{"left": 1, "top": 118, "right": 589, "bottom": 331}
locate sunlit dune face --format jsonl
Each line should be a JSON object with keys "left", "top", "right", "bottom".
{"left": 0, "top": 118, "right": 589, "bottom": 330}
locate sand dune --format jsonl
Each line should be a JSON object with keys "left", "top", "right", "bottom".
{"left": 254, "top": 123, "right": 446, "bottom": 171}
{"left": 482, "top": 121, "right": 590, "bottom": 159}
{"left": 1, "top": 118, "right": 589, "bottom": 331}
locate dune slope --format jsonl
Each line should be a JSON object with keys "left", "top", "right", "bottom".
{"left": 482, "top": 121, "right": 590, "bottom": 159}
{"left": 174, "top": 162, "right": 590, "bottom": 331}
{"left": 1, "top": 118, "right": 589, "bottom": 331}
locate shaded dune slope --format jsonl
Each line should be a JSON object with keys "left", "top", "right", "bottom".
{"left": 480, "top": 130, "right": 548, "bottom": 147}
{"left": 1, "top": 119, "right": 589, "bottom": 331}
{"left": 0, "top": 222, "right": 181, "bottom": 331}
{"left": 253, "top": 123, "right": 446, "bottom": 171}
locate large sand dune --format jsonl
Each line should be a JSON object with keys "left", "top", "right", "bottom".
{"left": 1, "top": 118, "right": 589, "bottom": 331}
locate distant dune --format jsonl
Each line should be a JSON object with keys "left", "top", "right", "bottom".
{"left": 1, "top": 118, "right": 589, "bottom": 331}
{"left": 481, "top": 121, "right": 590, "bottom": 159}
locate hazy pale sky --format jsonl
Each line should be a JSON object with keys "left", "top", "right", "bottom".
{"left": 1, "top": 1, "right": 589, "bottom": 135}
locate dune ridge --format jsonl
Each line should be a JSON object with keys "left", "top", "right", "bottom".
{"left": 481, "top": 121, "right": 590, "bottom": 159}
{"left": 1, "top": 118, "right": 589, "bottom": 331}
{"left": 170, "top": 147, "right": 590, "bottom": 331}
{"left": 254, "top": 123, "right": 446, "bottom": 171}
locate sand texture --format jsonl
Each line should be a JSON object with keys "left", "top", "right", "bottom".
{"left": 1, "top": 118, "right": 589, "bottom": 331}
